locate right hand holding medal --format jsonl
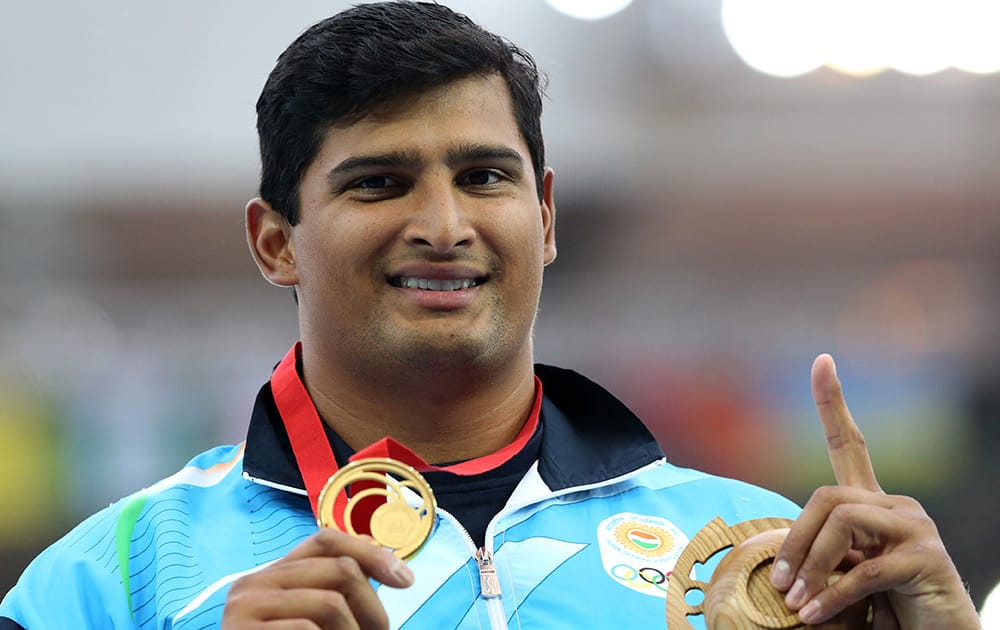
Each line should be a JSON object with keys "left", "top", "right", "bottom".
{"left": 221, "top": 528, "right": 413, "bottom": 629}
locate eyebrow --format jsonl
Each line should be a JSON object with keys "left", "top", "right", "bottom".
{"left": 326, "top": 143, "right": 525, "bottom": 186}
{"left": 327, "top": 149, "right": 423, "bottom": 182}
{"left": 446, "top": 143, "right": 525, "bottom": 168}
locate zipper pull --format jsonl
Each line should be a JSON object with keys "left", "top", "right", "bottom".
{"left": 475, "top": 548, "right": 502, "bottom": 598}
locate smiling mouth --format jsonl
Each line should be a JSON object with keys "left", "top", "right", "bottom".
{"left": 390, "top": 277, "right": 486, "bottom": 291}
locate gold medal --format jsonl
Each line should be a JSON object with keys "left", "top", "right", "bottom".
{"left": 316, "top": 457, "right": 436, "bottom": 559}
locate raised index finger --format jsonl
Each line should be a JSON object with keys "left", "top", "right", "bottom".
{"left": 811, "top": 354, "right": 881, "bottom": 492}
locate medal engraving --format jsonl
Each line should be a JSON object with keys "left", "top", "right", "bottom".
{"left": 371, "top": 501, "right": 422, "bottom": 549}
{"left": 317, "top": 457, "right": 436, "bottom": 559}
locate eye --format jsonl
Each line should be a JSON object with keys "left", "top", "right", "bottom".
{"left": 343, "top": 174, "right": 408, "bottom": 200}
{"left": 459, "top": 169, "right": 504, "bottom": 186}
{"left": 355, "top": 174, "right": 403, "bottom": 190}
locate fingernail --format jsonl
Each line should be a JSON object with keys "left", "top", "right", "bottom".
{"left": 798, "top": 599, "right": 821, "bottom": 623}
{"left": 786, "top": 578, "right": 807, "bottom": 609}
{"left": 770, "top": 559, "right": 792, "bottom": 589}
{"left": 390, "top": 558, "right": 414, "bottom": 585}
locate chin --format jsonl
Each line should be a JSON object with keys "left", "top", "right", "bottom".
{"left": 392, "top": 334, "right": 512, "bottom": 372}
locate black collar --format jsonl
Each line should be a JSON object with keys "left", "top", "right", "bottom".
{"left": 242, "top": 363, "right": 663, "bottom": 493}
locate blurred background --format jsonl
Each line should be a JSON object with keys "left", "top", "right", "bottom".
{"left": 1, "top": 0, "right": 998, "bottom": 618}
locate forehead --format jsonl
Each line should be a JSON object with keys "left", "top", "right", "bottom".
{"left": 316, "top": 74, "right": 528, "bottom": 162}
{"left": 361, "top": 73, "right": 511, "bottom": 121}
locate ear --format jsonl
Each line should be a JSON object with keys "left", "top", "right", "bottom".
{"left": 246, "top": 198, "right": 298, "bottom": 286}
{"left": 540, "top": 167, "right": 557, "bottom": 265}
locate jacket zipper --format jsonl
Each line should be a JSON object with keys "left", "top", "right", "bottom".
{"left": 476, "top": 546, "right": 507, "bottom": 628}
{"left": 475, "top": 548, "right": 502, "bottom": 598}
{"left": 435, "top": 508, "right": 508, "bottom": 629}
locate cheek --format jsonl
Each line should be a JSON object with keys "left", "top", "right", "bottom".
{"left": 294, "top": 233, "right": 354, "bottom": 293}
{"left": 300, "top": 215, "right": 380, "bottom": 268}
{"left": 498, "top": 236, "right": 546, "bottom": 297}
{"left": 488, "top": 211, "right": 544, "bottom": 252}
{"left": 513, "top": 226, "right": 548, "bottom": 272}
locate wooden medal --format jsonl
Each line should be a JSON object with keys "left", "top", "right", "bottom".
{"left": 665, "top": 517, "right": 871, "bottom": 629}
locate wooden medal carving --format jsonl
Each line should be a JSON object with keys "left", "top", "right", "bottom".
{"left": 666, "top": 517, "right": 871, "bottom": 629}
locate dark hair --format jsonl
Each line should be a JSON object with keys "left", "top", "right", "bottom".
{"left": 256, "top": 1, "right": 547, "bottom": 224}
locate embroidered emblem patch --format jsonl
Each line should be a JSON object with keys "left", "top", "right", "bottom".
{"left": 597, "top": 512, "right": 689, "bottom": 598}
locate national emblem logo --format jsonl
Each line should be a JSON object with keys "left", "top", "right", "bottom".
{"left": 597, "top": 512, "right": 689, "bottom": 599}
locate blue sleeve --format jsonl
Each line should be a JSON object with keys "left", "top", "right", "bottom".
{"left": 0, "top": 503, "right": 135, "bottom": 629}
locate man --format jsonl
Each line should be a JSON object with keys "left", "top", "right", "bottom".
{"left": 0, "top": 2, "right": 981, "bottom": 628}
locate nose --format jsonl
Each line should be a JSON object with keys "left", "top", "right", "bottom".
{"left": 403, "top": 180, "right": 476, "bottom": 254}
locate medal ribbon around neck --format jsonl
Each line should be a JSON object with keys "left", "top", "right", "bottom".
{"left": 270, "top": 342, "right": 542, "bottom": 558}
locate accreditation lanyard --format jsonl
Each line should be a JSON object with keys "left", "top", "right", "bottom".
{"left": 270, "top": 342, "right": 542, "bottom": 528}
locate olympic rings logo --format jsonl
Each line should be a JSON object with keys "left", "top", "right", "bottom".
{"left": 610, "top": 563, "right": 672, "bottom": 593}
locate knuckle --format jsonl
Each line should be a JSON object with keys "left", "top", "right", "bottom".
{"left": 828, "top": 502, "right": 858, "bottom": 525}
{"left": 829, "top": 431, "right": 865, "bottom": 455}
{"left": 907, "top": 538, "right": 946, "bottom": 559}
{"left": 313, "top": 527, "right": 348, "bottom": 553}
{"left": 333, "top": 555, "right": 365, "bottom": 581}
{"left": 223, "top": 588, "right": 246, "bottom": 606}
{"left": 316, "top": 591, "right": 357, "bottom": 627}
{"left": 225, "top": 578, "right": 246, "bottom": 597}
{"left": 226, "top": 573, "right": 260, "bottom": 595}
{"left": 858, "top": 558, "right": 882, "bottom": 581}
{"left": 890, "top": 493, "right": 925, "bottom": 514}
{"left": 323, "top": 589, "right": 349, "bottom": 611}
{"left": 222, "top": 587, "right": 264, "bottom": 615}
{"left": 808, "top": 485, "right": 840, "bottom": 508}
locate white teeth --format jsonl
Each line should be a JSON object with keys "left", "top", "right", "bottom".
{"left": 398, "top": 277, "right": 477, "bottom": 291}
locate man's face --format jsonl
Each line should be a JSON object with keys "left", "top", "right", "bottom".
{"left": 283, "top": 74, "right": 555, "bottom": 374}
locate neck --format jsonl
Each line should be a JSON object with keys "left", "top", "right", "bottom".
{"left": 299, "top": 345, "right": 538, "bottom": 465}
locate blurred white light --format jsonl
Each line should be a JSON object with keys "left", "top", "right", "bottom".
{"left": 721, "top": 0, "right": 1000, "bottom": 77}
{"left": 545, "top": 0, "right": 633, "bottom": 21}
{"left": 982, "top": 580, "right": 1000, "bottom": 629}
{"left": 949, "top": 0, "right": 1000, "bottom": 73}
{"left": 884, "top": 0, "right": 950, "bottom": 75}
{"left": 721, "top": 0, "right": 826, "bottom": 77}
{"left": 825, "top": 0, "right": 891, "bottom": 76}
